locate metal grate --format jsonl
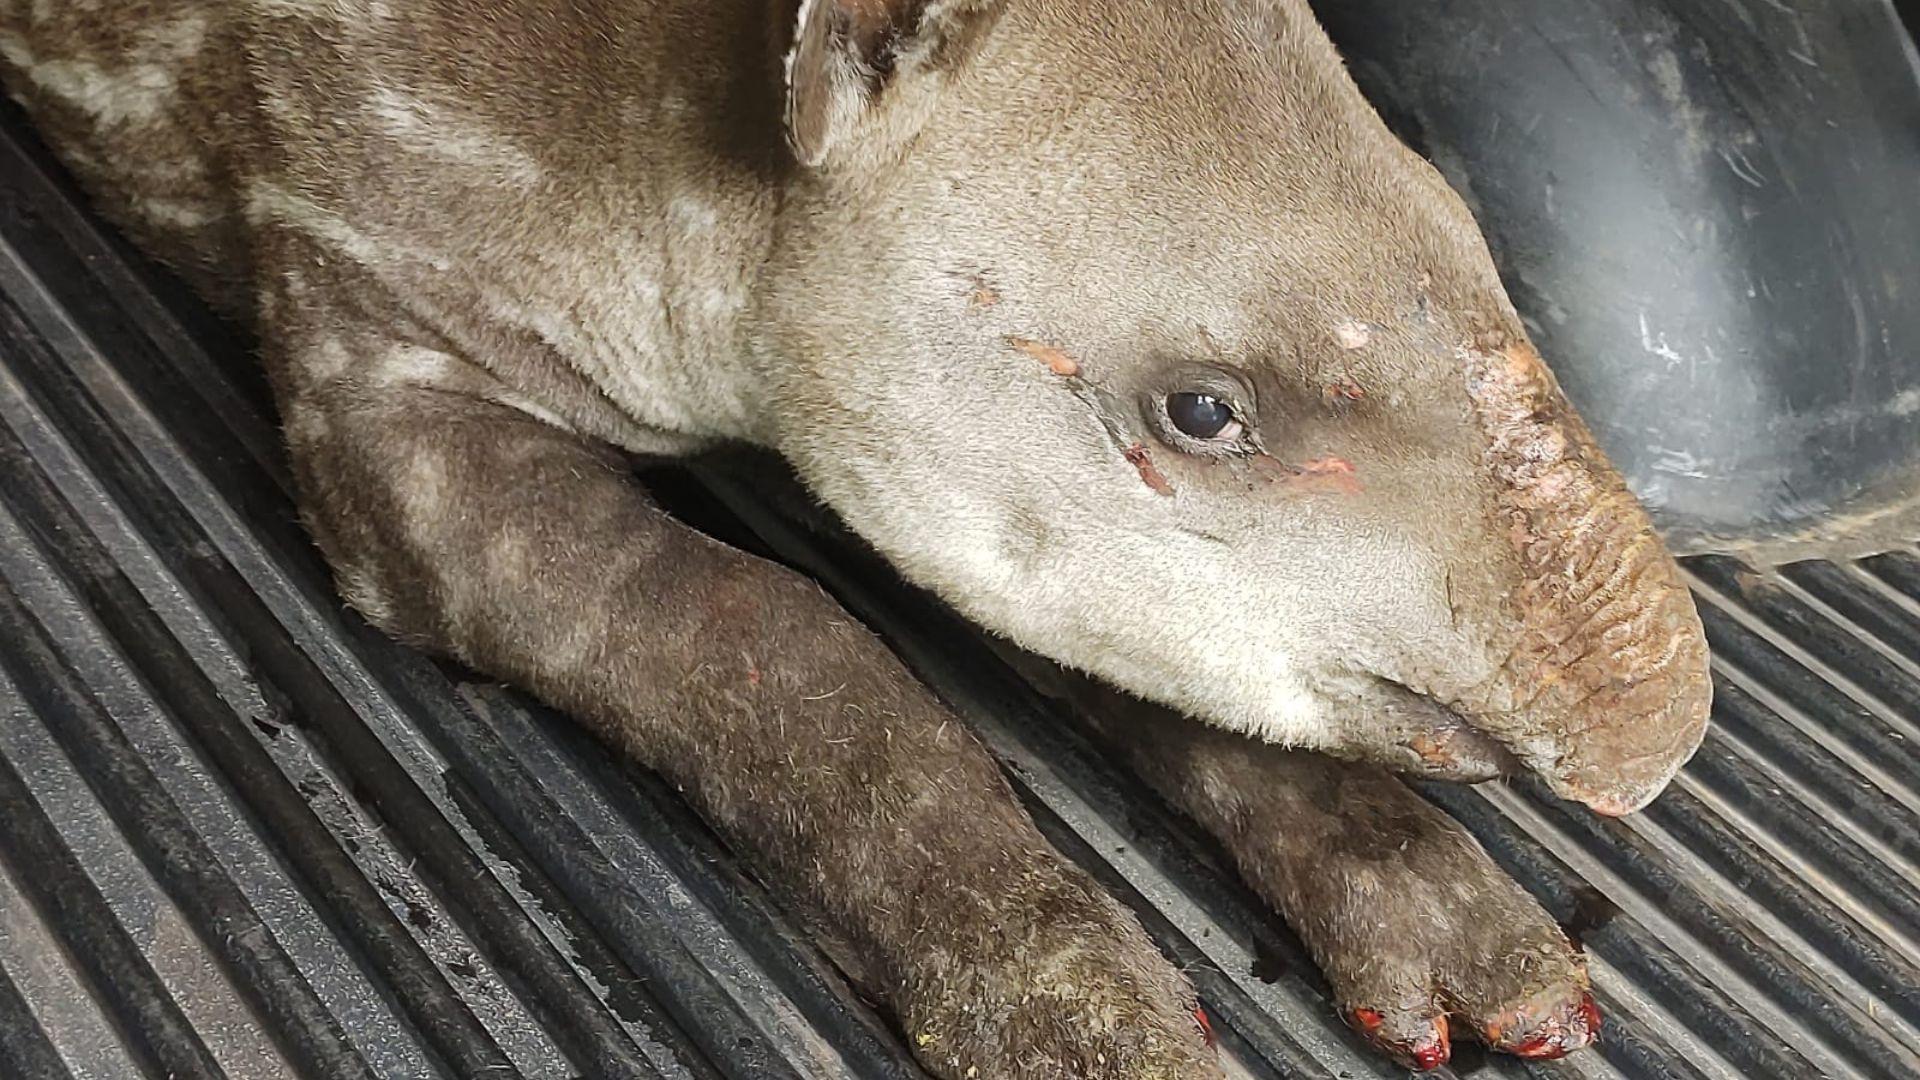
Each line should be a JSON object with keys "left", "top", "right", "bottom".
{"left": 1, "top": 104, "right": 1915, "bottom": 1079}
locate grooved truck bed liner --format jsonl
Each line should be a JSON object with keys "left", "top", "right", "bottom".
{"left": 1, "top": 104, "right": 1916, "bottom": 1080}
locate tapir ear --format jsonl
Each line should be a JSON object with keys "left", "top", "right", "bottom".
{"left": 783, "top": 0, "right": 1001, "bottom": 168}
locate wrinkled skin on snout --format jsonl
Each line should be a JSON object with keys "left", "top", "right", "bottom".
{"left": 766, "top": 0, "right": 1711, "bottom": 815}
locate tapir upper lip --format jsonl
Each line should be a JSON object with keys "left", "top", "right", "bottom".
{"left": 1394, "top": 685, "right": 1663, "bottom": 817}
{"left": 1386, "top": 683, "right": 1523, "bottom": 782}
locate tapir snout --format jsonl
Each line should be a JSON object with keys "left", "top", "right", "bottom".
{"left": 1360, "top": 331, "right": 1711, "bottom": 814}
{"left": 1452, "top": 341, "right": 1713, "bottom": 814}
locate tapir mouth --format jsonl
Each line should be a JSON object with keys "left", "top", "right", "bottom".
{"left": 1376, "top": 680, "right": 1521, "bottom": 784}
{"left": 1384, "top": 683, "right": 1685, "bottom": 818}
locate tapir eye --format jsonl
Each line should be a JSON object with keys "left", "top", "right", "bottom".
{"left": 1166, "top": 392, "right": 1241, "bottom": 440}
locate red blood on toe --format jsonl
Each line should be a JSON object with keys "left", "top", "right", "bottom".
{"left": 1408, "top": 1014, "right": 1452, "bottom": 1071}
{"left": 1193, "top": 1006, "right": 1216, "bottom": 1048}
{"left": 1411, "top": 1037, "right": 1450, "bottom": 1072}
{"left": 1579, "top": 993, "right": 1604, "bottom": 1034}
{"left": 1349, "top": 1008, "right": 1450, "bottom": 1071}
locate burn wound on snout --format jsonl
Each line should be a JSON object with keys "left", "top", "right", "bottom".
{"left": 1254, "top": 454, "right": 1362, "bottom": 494}
{"left": 1468, "top": 343, "right": 1662, "bottom": 588}
{"left": 1464, "top": 340, "right": 1710, "bottom": 784}
{"left": 1123, "top": 443, "right": 1175, "bottom": 496}
{"left": 1006, "top": 336, "right": 1079, "bottom": 377}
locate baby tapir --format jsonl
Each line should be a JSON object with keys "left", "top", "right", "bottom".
{"left": 1, "top": 0, "right": 1713, "bottom": 1074}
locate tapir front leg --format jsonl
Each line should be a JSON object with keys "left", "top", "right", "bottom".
{"left": 1083, "top": 700, "right": 1600, "bottom": 1071}
{"left": 262, "top": 291, "right": 1220, "bottom": 1080}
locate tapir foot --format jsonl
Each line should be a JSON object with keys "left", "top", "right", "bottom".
{"left": 1327, "top": 854, "right": 1599, "bottom": 1070}
{"left": 1243, "top": 765, "right": 1598, "bottom": 1071}
{"left": 1002, "top": 655, "right": 1601, "bottom": 1072}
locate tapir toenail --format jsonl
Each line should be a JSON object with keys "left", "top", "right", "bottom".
{"left": 1501, "top": 992, "right": 1602, "bottom": 1059}
{"left": 1347, "top": 1008, "right": 1450, "bottom": 1070}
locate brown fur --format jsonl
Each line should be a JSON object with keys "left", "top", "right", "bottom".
{"left": 2, "top": 0, "right": 1709, "bottom": 1073}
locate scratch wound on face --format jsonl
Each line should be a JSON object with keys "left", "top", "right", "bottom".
{"left": 1255, "top": 454, "right": 1362, "bottom": 494}
{"left": 1123, "top": 443, "right": 1175, "bottom": 496}
{"left": 1325, "top": 377, "right": 1366, "bottom": 406}
{"left": 1007, "top": 336, "right": 1080, "bottom": 377}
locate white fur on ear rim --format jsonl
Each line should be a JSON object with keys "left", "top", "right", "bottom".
{"left": 782, "top": 0, "right": 1001, "bottom": 169}
{"left": 783, "top": 0, "right": 876, "bottom": 168}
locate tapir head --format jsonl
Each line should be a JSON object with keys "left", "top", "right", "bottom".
{"left": 757, "top": 0, "right": 1710, "bottom": 814}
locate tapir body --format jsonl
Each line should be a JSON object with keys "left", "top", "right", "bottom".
{"left": 1, "top": 0, "right": 1711, "bottom": 1074}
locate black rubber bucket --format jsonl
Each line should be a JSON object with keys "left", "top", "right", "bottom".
{"left": 1314, "top": 0, "right": 1920, "bottom": 560}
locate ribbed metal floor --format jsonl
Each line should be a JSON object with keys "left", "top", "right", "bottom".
{"left": 0, "top": 104, "right": 1915, "bottom": 1080}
